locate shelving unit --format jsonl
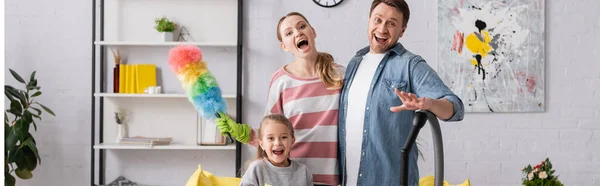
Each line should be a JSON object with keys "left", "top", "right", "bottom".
{"left": 94, "top": 93, "right": 237, "bottom": 99}
{"left": 94, "top": 143, "right": 237, "bottom": 150}
{"left": 94, "top": 41, "right": 236, "bottom": 47}
{"left": 91, "top": 0, "right": 243, "bottom": 185}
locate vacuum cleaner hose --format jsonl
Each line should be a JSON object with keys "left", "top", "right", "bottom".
{"left": 400, "top": 110, "right": 444, "bottom": 186}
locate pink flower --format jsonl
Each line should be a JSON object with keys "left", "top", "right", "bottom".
{"left": 528, "top": 172, "right": 534, "bottom": 180}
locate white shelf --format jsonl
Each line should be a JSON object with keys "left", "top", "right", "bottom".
{"left": 94, "top": 41, "right": 236, "bottom": 47}
{"left": 94, "top": 93, "right": 236, "bottom": 99}
{"left": 94, "top": 143, "right": 236, "bottom": 150}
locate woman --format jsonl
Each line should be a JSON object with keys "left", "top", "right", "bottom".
{"left": 216, "top": 12, "right": 343, "bottom": 186}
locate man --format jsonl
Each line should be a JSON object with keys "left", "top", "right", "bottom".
{"left": 338, "top": 0, "right": 465, "bottom": 185}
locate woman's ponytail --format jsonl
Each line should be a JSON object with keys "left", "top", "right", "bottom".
{"left": 315, "top": 52, "right": 343, "bottom": 90}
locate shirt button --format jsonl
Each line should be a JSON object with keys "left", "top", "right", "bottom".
{"left": 359, "top": 173, "right": 362, "bottom": 177}
{"left": 362, "top": 152, "right": 365, "bottom": 156}
{"left": 364, "top": 130, "right": 367, "bottom": 133}
{"left": 366, "top": 107, "right": 369, "bottom": 110}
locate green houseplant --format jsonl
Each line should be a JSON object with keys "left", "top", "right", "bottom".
{"left": 154, "top": 16, "right": 178, "bottom": 41}
{"left": 4, "top": 69, "right": 55, "bottom": 186}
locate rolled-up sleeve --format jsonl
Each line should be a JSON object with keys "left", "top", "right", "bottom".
{"left": 410, "top": 58, "right": 464, "bottom": 122}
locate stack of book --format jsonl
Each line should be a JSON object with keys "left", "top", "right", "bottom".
{"left": 119, "top": 136, "right": 172, "bottom": 147}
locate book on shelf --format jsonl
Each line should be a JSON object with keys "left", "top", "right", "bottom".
{"left": 119, "top": 136, "right": 172, "bottom": 146}
{"left": 117, "top": 64, "right": 157, "bottom": 94}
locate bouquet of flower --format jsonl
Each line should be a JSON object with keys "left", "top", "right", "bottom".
{"left": 522, "top": 158, "right": 563, "bottom": 186}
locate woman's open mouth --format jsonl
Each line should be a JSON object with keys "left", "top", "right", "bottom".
{"left": 296, "top": 39, "right": 309, "bottom": 51}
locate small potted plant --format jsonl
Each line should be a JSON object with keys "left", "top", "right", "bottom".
{"left": 154, "top": 16, "right": 177, "bottom": 41}
{"left": 522, "top": 157, "right": 564, "bottom": 186}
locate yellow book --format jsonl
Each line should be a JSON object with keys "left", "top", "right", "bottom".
{"left": 123, "top": 64, "right": 130, "bottom": 93}
{"left": 135, "top": 64, "right": 157, "bottom": 94}
{"left": 130, "top": 64, "right": 137, "bottom": 94}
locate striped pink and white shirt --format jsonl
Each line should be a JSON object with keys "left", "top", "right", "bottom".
{"left": 249, "top": 65, "right": 344, "bottom": 186}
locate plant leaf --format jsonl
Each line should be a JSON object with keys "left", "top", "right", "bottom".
{"left": 14, "top": 146, "right": 37, "bottom": 171}
{"left": 5, "top": 124, "right": 17, "bottom": 151}
{"left": 8, "top": 146, "right": 22, "bottom": 163}
{"left": 31, "top": 119, "right": 38, "bottom": 131}
{"left": 34, "top": 102, "right": 55, "bottom": 116}
{"left": 5, "top": 171, "right": 16, "bottom": 186}
{"left": 29, "top": 71, "right": 36, "bottom": 83}
{"left": 5, "top": 86, "right": 25, "bottom": 106}
{"left": 30, "top": 107, "right": 42, "bottom": 116}
{"left": 15, "top": 168, "right": 33, "bottom": 179}
{"left": 5, "top": 88, "right": 16, "bottom": 101}
{"left": 24, "top": 138, "right": 41, "bottom": 164}
{"left": 9, "top": 100, "right": 22, "bottom": 117}
{"left": 31, "top": 91, "right": 41, "bottom": 97}
{"left": 14, "top": 119, "right": 29, "bottom": 141}
{"left": 9, "top": 69, "right": 26, "bottom": 84}
{"left": 27, "top": 133, "right": 37, "bottom": 145}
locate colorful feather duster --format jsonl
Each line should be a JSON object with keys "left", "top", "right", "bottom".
{"left": 167, "top": 45, "right": 227, "bottom": 121}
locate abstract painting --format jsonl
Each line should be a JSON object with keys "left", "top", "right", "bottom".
{"left": 437, "top": 0, "right": 545, "bottom": 112}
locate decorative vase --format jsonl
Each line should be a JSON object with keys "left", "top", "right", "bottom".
{"left": 116, "top": 124, "right": 126, "bottom": 143}
{"left": 113, "top": 64, "right": 119, "bottom": 93}
{"left": 163, "top": 32, "right": 174, "bottom": 42}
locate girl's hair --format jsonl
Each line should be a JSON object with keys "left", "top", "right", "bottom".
{"left": 239, "top": 114, "right": 295, "bottom": 176}
{"left": 256, "top": 114, "right": 295, "bottom": 159}
{"left": 276, "top": 12, "right": 343, "bottom": 90}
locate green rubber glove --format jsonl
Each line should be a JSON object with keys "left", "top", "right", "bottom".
{"left": 216, "top": 113, "right": 251, "bottom": 144}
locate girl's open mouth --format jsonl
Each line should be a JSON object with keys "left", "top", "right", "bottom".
{"left": 272, "top": 149, "right": 284, "bottom": 155}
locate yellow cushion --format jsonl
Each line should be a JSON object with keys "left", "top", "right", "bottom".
{"left": 419, "top": 175, "right": 470, "bottom": 186}
{"left": 186, "top": 164, "right": 242, "bottom": 186}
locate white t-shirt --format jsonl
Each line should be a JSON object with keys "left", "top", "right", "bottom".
{"left": 345, "top": 53, "right": 385, "bottom": 185}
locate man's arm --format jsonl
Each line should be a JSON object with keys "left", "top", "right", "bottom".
{"left": 391, "top": 89, "right": 457, "bottom": 120}
{"left": 429, "top": 98, "right": 455, "bottom": 120}
{"left": 390, "top": 57, "right": 465, "bottom": 121}
{"left": 411, "top": 58, "right": 464, "bottom": 121}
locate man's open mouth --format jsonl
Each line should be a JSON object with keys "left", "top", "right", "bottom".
{"left": 374, "top": 34, "right": 388, "bottom": 43}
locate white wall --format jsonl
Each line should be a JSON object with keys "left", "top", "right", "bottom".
{"left": 5, "top": 0, "right": 599, "bottom": 186}
{"left": 5, "top": 0, "right": 92, "bottom": 185}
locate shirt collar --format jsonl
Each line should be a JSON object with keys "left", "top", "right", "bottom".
{"left": 354, "top": 42, "right": 406, "bottom": 57}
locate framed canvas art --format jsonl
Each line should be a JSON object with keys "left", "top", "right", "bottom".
{"left": 438, "top": 0, "right": 545, "bottom": 112}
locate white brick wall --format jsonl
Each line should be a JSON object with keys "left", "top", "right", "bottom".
{"left": 5, "top": 0, "right": 599, "bottom": 185}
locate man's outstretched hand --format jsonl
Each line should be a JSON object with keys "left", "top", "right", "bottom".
{"left": 390, "top": 88, "right": 433, "bottom": 112}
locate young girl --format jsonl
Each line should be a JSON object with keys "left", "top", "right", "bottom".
{"left": 217, "top": 12, "right": 344, "bottom": 186}
{"left": 240, "top": 114, "right": 313, "bottom": 186}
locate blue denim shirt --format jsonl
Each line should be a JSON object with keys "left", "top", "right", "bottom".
{"left": 337, "top": 43, "right": 464, "bottom": 186}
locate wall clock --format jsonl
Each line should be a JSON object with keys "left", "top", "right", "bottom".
{"left": 313, "top": 0, "right": 344, "bottom": 8}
